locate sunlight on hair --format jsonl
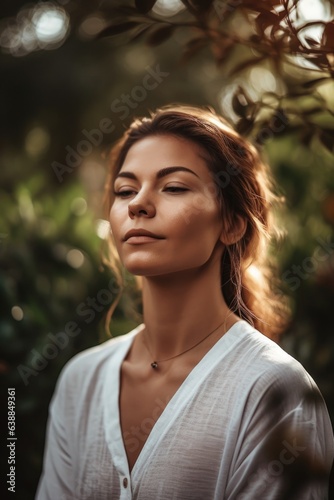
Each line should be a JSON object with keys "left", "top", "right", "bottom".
{"left": 246, "top": 264, "right": 263, "bottom": 284}
{"left": 105, "top": 104, "right": 289, "bottom": 338}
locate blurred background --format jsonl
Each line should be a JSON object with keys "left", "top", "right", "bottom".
{"left": 0, "top": 0, "right": 333, "bottom": 498}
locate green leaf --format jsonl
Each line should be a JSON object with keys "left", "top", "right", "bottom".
{"left": 135, "top": 0, "right": 157, "bottom": 14}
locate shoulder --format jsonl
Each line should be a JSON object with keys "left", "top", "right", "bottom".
{"left": 223, "top": 324, "right": 334, "bottom": 497}
{"left": 54, "top": 324, "right": 143, "bottom": 395}
{"left": 228, "top": 323, "right": 333, "bottom": 448}
{"left": 230, "top": 321, "right": 319, "bottom": 400}
{"left": 234, "top": 321, "right": 309, "bottom": 372}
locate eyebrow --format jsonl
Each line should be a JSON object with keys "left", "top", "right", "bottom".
{"left": 115, "top": 166, "right": 200, "bottom": 181}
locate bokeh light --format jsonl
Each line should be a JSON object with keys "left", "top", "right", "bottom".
{"left": 0, "top": 2, "right": 70, "bottom": 56}
{"left": 70, "top": 197, "right": 88, "bottom": 216}
{"left": 78, "top": 15, "right": 108, "bottom": 39}
{"left": 66, "top": 249, "right": 85, "bottom": 268}
{"left": 249, "top": 67, "right": 277, "bottom": 94}
{"left": 25, "top": 127, "right": 50, "bottom": 157}
{"left": 33, "top": 5, "right": 69, "bottom": 44}
{"left": 152, "top": 0, "right": 186, "bottom": 17}
{"left": 294, "top": 0, "right": 332, "bottom": 43}
{"left": 11, "top": 306, "right": 24, "bottom": 321}
{"left": 96, "top": 219, "right": 110, "bottom": 239}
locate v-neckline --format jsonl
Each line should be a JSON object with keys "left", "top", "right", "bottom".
{"left": 103, "top": 320, "right": 248, "bottom": 482}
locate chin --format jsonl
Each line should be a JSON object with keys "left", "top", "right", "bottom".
{"left": 122, "top": 253, "right": 210, "bottom": 278}
{"left": 123, "top": 258, "right": 165, "bottom": 276}
{"left": 124, "top": 261, "right": 204, "bottom": 279}
{"left": 125, "top": 265, "right": 168, "bottom": 277}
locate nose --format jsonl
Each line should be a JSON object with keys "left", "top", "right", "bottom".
{"left": 128, "top": 191, "right": 156, "bottom": 219}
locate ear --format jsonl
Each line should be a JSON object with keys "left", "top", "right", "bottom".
{"left": 219, "top": 214, "right": 247, "bottom": 246}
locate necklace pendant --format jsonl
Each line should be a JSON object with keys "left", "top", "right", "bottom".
{"left": 151, "top": 361, "right": 158, "bottom": 369}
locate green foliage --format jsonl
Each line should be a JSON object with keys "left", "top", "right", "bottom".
{"left": 267, "top": 136, "right": 334, "bottom": 419}
{"left": 0, "top": 177, "right": 138, "bottom": 498}
{"left": 100, "top": 0, "right": 334, "bottom": 148}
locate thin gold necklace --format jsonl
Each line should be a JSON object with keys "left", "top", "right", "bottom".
{"left": 143, "top": 318, "right": 227, "bottom": 369}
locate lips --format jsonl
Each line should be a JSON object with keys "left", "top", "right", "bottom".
{"left": 123, "top": 229, "right": 165, "bottom": 241}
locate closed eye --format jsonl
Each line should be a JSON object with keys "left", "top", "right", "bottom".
{"left": 113, "top": 190, "right": 136, "bottom": 198}
{"left": 164, "top": 187, "right": 189, "bottom": 193}
{"left": 113, "top": 186, "right": 189, "bottom": 198}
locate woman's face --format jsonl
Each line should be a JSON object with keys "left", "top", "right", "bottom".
{"left": 109, "top": 134, "right": 224, "bottom": 277}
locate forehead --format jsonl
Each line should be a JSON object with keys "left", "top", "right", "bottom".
{"left": 119, "top": 135, "right": 212, "bottom": 180}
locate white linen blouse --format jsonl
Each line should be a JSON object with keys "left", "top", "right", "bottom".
{"left": 36, "top": 320, "right": 334, "bottom": 500}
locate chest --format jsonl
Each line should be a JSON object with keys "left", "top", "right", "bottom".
{"left": 119, "top": 363, "right": 188, "bottom": 472}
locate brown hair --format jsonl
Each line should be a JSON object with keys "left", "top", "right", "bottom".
{"left": 104, "top": 104, "right": 289, "bottom": 339}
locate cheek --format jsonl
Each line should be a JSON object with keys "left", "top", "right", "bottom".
{"left": 109, "top": 207, "right": 125, "bottom": 255}
{"left": 109, "top": 204, "right": 123, "bottom": 234}
{"left": 164, "top": 202, "right": 222, "bottom": 267}
{"left": 171, "top": 196, "right": 221, "bottom": 239}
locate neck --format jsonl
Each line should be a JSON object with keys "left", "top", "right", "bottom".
{"left": 141, "top": 256, "right": 235, "bottom": 359}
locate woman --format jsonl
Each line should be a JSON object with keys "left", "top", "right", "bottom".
{"left": 36, "top": 105, "right": 334, "bottom": 499}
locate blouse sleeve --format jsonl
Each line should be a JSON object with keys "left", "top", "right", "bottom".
{"left": 225, "top": 366, "right": 334, "bottom": 500}
{"left": 35, "top": 367, "right": 76, "bottom": 500}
